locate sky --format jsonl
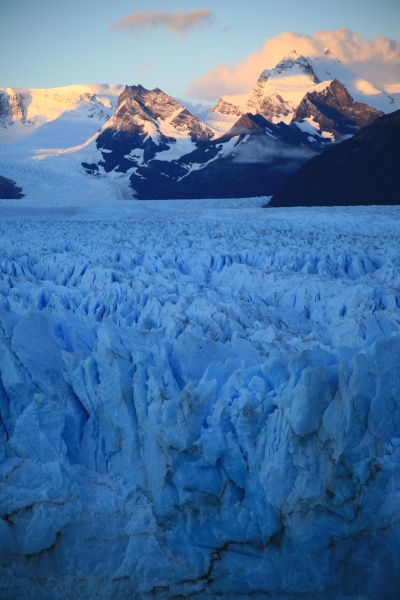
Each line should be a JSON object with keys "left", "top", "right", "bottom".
{"left": 1, "top": 0, "right": 399, "bottom": 105}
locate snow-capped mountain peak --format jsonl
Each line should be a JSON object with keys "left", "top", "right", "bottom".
{"left": 259, "top": 51, "right": 321, "bottom": 84}
{"left": 204, "top": 48, "right": 398, "bottom": 135}
{"left": 87, "top": 84, "right": 215, "bottom": 177}
{"left": 207, "top": 52, "right": 328, "bottom": 131}
{"left": 106, "top": 84, "right": 213, "bottom": 142}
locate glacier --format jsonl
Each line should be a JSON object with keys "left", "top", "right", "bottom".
{"left": 0, "top": 197, "right": 400, "bottom": 599}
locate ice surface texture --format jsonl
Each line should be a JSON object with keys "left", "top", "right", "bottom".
{"left": 1, "top": 199, "right": 400, "bottom": 599}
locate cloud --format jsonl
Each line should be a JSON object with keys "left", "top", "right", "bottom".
{"left": 233, "top": 136, "right": 317, "bottom": 165}
{"left": 137, "top": 62, "right": 154, "bottom": 71}
{"left": 110, "top": 8, "right": 212, "bottom": 36}
{"left": 188, "top": 29, "right": 400, "bottom": 100}
{"left": 176, "top": 98, "right": 213, "bottom": 115}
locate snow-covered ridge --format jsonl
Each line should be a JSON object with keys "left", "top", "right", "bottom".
{"left": 0, "top": 84, "right": 124, "bottom": 145}
{"left": 0, "top": 200, "right": 400, "bottom": 598}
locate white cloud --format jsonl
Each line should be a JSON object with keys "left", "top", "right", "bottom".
{"left": 137, "top": 62, "right": 154, "bottom": 71}
{"left": 110, "top": 8, "right": 212, "bottom": 36}
{"left": 188, "top": 29, "right": 400, "bottom": 101}
{"left": 233, "top": 137, "right": 317, "bottom": 165}
{"left": 176, "top": 98, "right": 212, "bottom": 115}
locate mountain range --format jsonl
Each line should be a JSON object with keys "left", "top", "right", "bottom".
{"left": 0, "top": 50, "right": 398, "bottom": 201}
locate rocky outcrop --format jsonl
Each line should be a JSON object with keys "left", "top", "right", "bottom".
{"left": 268, "top": 109, "right": 400, "bottom": 206}
{"left": 293, "top": 78, "right": 384, "bottom": 137}
{"left": 0, "top": 90, "right": 29, "bottom": 126}
{"left": 210, "top": 98, "right": 243, "bottom": 117}
{"left": 256, "top": 92, "right": 293, "bottom": 122}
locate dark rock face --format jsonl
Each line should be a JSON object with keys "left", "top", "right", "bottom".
{"left": 268, "top": 109, "right": 400, "bottom": 206}
{"left": 0, "top": 175, "right": 24, "bottom": 199}
{"left": 293, "top": 79, "right": 384, "bottom": 138}
{"left": 0, "top": 93, "right": 11, "bottom": 126}
{"left": 229, "top": 113, "right": 268, "bottom": 133}
{"left": 131, "top": 153, "right": 285, "bottom": 200}
{"left": 0, "top": 90, "right": 29, "bottom": 126}
{"left": 257, "top": 93, "right": 292, "bottom": 123}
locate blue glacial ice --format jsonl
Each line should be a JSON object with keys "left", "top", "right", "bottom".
{"left": 0, "top": 199, "right": 400, "bottom": 599}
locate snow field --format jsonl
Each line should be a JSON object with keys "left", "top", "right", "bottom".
{"left": 0, "top": 200, "right": 400, "bottom": 599}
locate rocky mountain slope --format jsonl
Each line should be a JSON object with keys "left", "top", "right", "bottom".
{"left": 268, "top": 109, "right": 400, "bottom": 206}
{"left": 93, "top": 84, "right": 214, "bottom": 173}
{"left": 292, "top": 78, "right": 384, "bottom": 138}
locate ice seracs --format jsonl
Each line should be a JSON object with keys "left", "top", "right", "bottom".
{"left": 0, "top": 199, "right": 400, "bottom": 598}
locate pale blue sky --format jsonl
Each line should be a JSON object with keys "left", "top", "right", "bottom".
{"left": 1, "top": 0, "right": 399, "bottom": 102}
